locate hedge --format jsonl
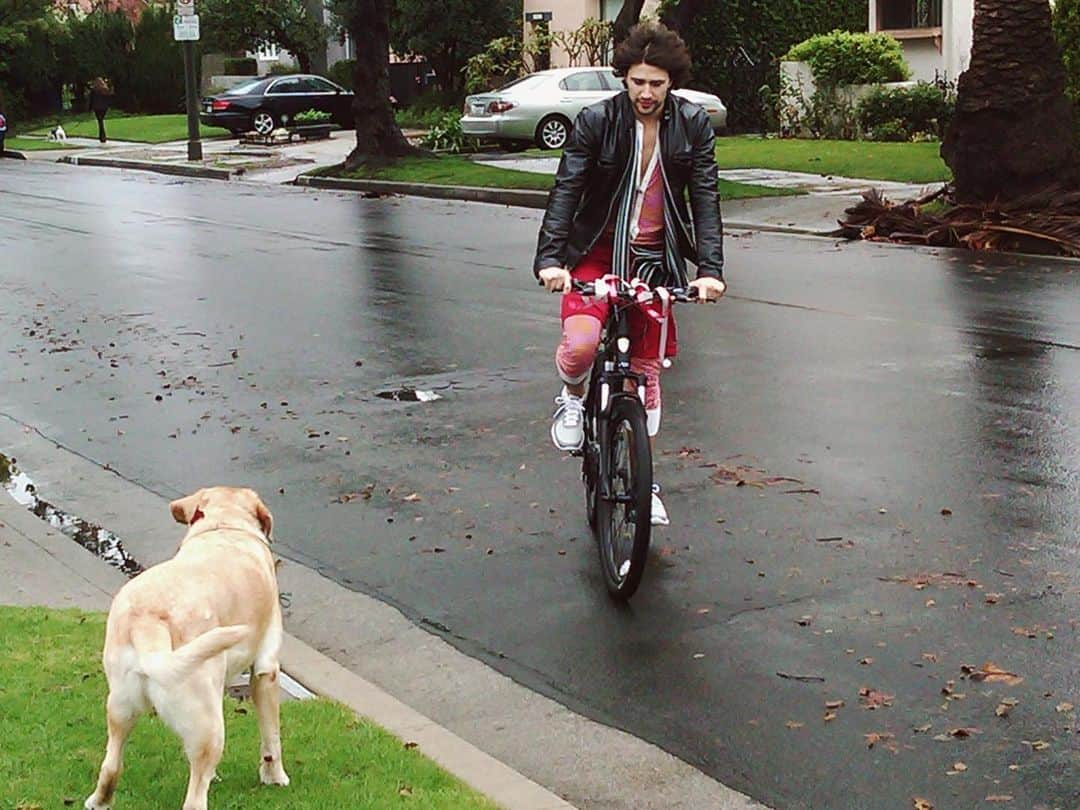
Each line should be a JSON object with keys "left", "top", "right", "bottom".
{"left": 676, "top": 0, "right": 868, "bottom": 131}
{"left": 786, "top": 30, "right": 910, "bottom": 87}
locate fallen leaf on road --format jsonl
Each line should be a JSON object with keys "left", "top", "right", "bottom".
{"left": 948, "top": 727, "right": 981, "bottom": 738}
{"left": 404, "top": 493, "right": 422, "bottom": 502}
{"left": 913, "top": 799, "right": 933, "bottom": 810}
{"left": 825, "top": 700, "right": 845, "bottom": 709}
{"left": 964, "top": 663, "right": 1023, "bottom": 686}
{"left": 785, "top": 720, "right": 804, "bottom": 729}
{"left": 823, "top": 712, "right": 837, "bottom": 722}
{"left": 1056, "top": 702, "right": 1074, "bottom": 713}
{"left": 948, "top": 762, "right": 967, "bottom": 774}
{"left": 1022, "top": 740, "right": 1050, "bottom": 751}
{"left": 795, "top": 615, "right": 813, "bottom": 626}
{"left": 996, "top": 698, "right": 1019, "bottom": 717}
{"left": 913, "top": 723, "right": 933, "bottom": 734}
{"left": 864, "top": 731, "right": 895, "bottom": 749}
{"left": 985, "top": 593, "right": 1002, "bottom": 604}
{"left": 985, "top": 796, "right": 1013, "bottom": 803}
{"left": 859, "top": 687, "right": 894, "bottom": 709}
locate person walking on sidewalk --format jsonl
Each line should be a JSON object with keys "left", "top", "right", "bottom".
{"left": 89, "top": 77, "right": 113, "bottom": 143}
{"left": 533, "top": 21, "right": 727, "bottom": 526}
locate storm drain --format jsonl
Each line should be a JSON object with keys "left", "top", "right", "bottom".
{"left": 375, "top": 387, "right": 443, "bottom": 402}
{"left": 1, "top": 452, "right": 144, "bottom": 576}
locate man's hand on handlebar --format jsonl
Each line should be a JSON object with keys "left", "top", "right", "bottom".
{"left": 689, "top": 276, "right": 727, "bottom": 303}
{"left": 538, "top": 267, "right": 573, "bottom": 294}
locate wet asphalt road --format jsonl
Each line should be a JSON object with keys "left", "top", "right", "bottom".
{"left": 1, "top": 162, "right": 1077, "bottom": 809}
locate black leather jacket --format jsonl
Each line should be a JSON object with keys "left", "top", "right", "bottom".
{"left": 533, "top": 91, "right": 724, "bottom": 280}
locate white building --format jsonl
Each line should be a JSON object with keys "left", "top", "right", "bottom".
{"left": 869, "top": 0, "right": 974, "bottom": 82}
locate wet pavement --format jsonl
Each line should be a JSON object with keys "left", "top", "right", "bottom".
{"left": 0, "top": 160, "right": 1077, "bottom": 809}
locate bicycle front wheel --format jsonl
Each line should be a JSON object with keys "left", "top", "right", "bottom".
{"left": 595, "top": 396, "right": 653, "bottom": 600}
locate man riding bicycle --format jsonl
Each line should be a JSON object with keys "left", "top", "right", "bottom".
{"left": 534, "top": 22, "right": 727, "bottom": 527}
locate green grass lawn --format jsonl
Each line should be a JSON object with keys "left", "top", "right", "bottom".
{"left": 521, "top": 137, "right": 950, "bottom": 184}
{"left": 4, "top": 136, "right": 79, "bottom": 151}
{"left": 715, "top": 135, "right": 951, "bottom": 183}
{"left": 327, "top": 155, "right": 798, "bottom": 200}
{"left": 0, "top": 606, "right": 496, "bottom": 810}
{"left": 25, "top": 113, "right": 225, "bottom": 144}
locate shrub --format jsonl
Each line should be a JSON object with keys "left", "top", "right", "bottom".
{"left": 419, "top": 110, "right": 479, "bottom": 153}
{"left": 464, "top": 36, "right": 523, "bottom": 94}
{"left": 223, "top": 57, "right": 257, "bottom": 75}
{"left": 858, "top": 82, "right": 953, "bottom": 139}
{"left": 1053, "top": 0, "right": 1080, "bottom": 139}
{"left": 267, "top": 62, "right": 297, "bottom": 76}
{"left": 865, "top": 119, "right": 910, "bottom": 142}
{"left": 128, "top": 7, "right": 185, "bottom": 113}
{"left": 396, "top": 105, "right": 454, "bottom": 130}
{"left": 328, "top": 59, "right": 354, "bottom": 91}
{"left": 295, "top": 108, "right": 332, "bottom": 123}
{"left": 786, "top": 30, "right": 910, "bottom": 88}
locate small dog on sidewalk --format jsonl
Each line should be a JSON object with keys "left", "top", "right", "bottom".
{"left": 47, "top": 124, "right": 67, "bottom": 142}
{"left": 84, "top": 486, "right": 289, "bottom": 810}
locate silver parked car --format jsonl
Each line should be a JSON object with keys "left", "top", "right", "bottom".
{"left": 461, "top": 66, "right": 728, "bottom": 150}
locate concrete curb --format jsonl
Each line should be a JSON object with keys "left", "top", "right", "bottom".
{"left": 280, "top": 634, "right": 576, "bottom": 810}
{"left": 58, "top": 154, "right": 233, "bottom": 180}
{"left": 295, "top": 176, "right": 837, "bottom": 235}
{"left": 297, "top": 174, "right": 550, "bottom": 209}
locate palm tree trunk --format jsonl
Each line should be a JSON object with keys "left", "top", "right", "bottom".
{"left": 942, "top": 0, "right": 1077, "bottom": 202}
{"left": 340, "top": 0, "right": 417, "bottom": 168}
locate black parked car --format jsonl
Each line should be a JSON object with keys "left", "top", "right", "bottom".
{"left": 200, "top": 74, "right": 355, "bottom": 135}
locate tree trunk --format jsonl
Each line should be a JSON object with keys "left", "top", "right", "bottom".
{"left": 613, "top": 0, "right": 645, "bottom": 47}
{"left": 942, "top": 0, "right": 1077, "bottom": 202}
{"left": 343, "top": 0, "right": 417, "bottom": 168}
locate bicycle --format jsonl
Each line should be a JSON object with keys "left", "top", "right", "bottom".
{"left": 570, "top": 275, "right": 699, "bottom": 600}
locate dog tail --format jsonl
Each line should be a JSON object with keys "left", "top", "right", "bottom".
{"left": 136, "top": 624, "right": 249, "bottom": 686}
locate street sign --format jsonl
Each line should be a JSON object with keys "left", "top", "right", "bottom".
{"left": 176, "top": 0, "right": 194, "bottom": 17}
{"left": 525, "top": 11, "right": 552, "bottom": 22}
{"left": 173, "top": 14, "right": 199, "bottom": 41}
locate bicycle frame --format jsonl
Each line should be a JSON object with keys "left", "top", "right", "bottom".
{"left": 582, "top": 300, "right": 648, "bottom": 506}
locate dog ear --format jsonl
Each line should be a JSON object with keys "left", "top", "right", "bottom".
{"left": 170, "top": 490, "right": 204, "bottom": 524}
{"left": 254, "top": 497, "right": 273, "bottom": 539}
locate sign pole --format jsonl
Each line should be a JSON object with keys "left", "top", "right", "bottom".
{"left": 183, "top": 40, "right": 202, "bottom": 161}
{"left": 174, "top": 1, "right": 202, "bottom": 161}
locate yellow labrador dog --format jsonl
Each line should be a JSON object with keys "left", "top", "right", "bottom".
{"left": 85, "top": 486, "right": 288, "bottom": 810}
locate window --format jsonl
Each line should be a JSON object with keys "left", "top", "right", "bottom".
{"left": 878, "top": 0, "right": 943, "bottom": 30}
{"left": 301, "top": 77, "right": 339, "bottom": 93}
{"left": 559, "top": 71, "right": 604, "bottom": 92}
{"left": 599, "top": 70, "right": 623, "bottom": 91}
{"left": 267, "top": 78, "right": 302, "bottom": 94}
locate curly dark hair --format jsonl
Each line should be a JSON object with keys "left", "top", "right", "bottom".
{"left": 612, "top": 22, "right": 692, "bottom": 89}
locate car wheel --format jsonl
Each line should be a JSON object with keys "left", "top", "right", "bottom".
{"left": 252, "top": 110, "right": 277, "bottom": 136}
{"left": 536, "top": 115, "right": 571, "bottom": 150}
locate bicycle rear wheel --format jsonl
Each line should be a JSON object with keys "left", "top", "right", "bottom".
{"left": 595, "top": 396, "right": 652, "bottom": 600}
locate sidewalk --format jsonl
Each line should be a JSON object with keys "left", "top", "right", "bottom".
{"left": 0, "top": 419, "right": 765, "bottom": 810}
{"left": 30, "top": 131, "right": 937, "bottom": 237}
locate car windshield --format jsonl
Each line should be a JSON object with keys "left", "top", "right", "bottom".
{"left": 496, "top": 75, "right": 546, "bottom": 94}
{"left": 225, "top": 80, "right": 266, "bottom": 96}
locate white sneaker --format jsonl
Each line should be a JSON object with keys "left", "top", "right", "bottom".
{"left": 650, "top": 483, "right": 670, "bottom": 526}
{"left": 551, "top": 388, "right": 585, "bottom": 451}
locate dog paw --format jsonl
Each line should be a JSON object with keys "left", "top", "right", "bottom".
{"left": 84, "top": 796, "right": 111, "bottom": 810}
{"left": 259, "top": 764, "right": 290, "bottom": 786}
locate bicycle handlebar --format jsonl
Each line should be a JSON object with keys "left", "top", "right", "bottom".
{"left": 536, "top": 277, "right": 712, "bottom": 303}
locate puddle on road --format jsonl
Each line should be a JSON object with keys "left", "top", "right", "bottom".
{"left": 0, "top": 452, "right": 144, "bottom": 576}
